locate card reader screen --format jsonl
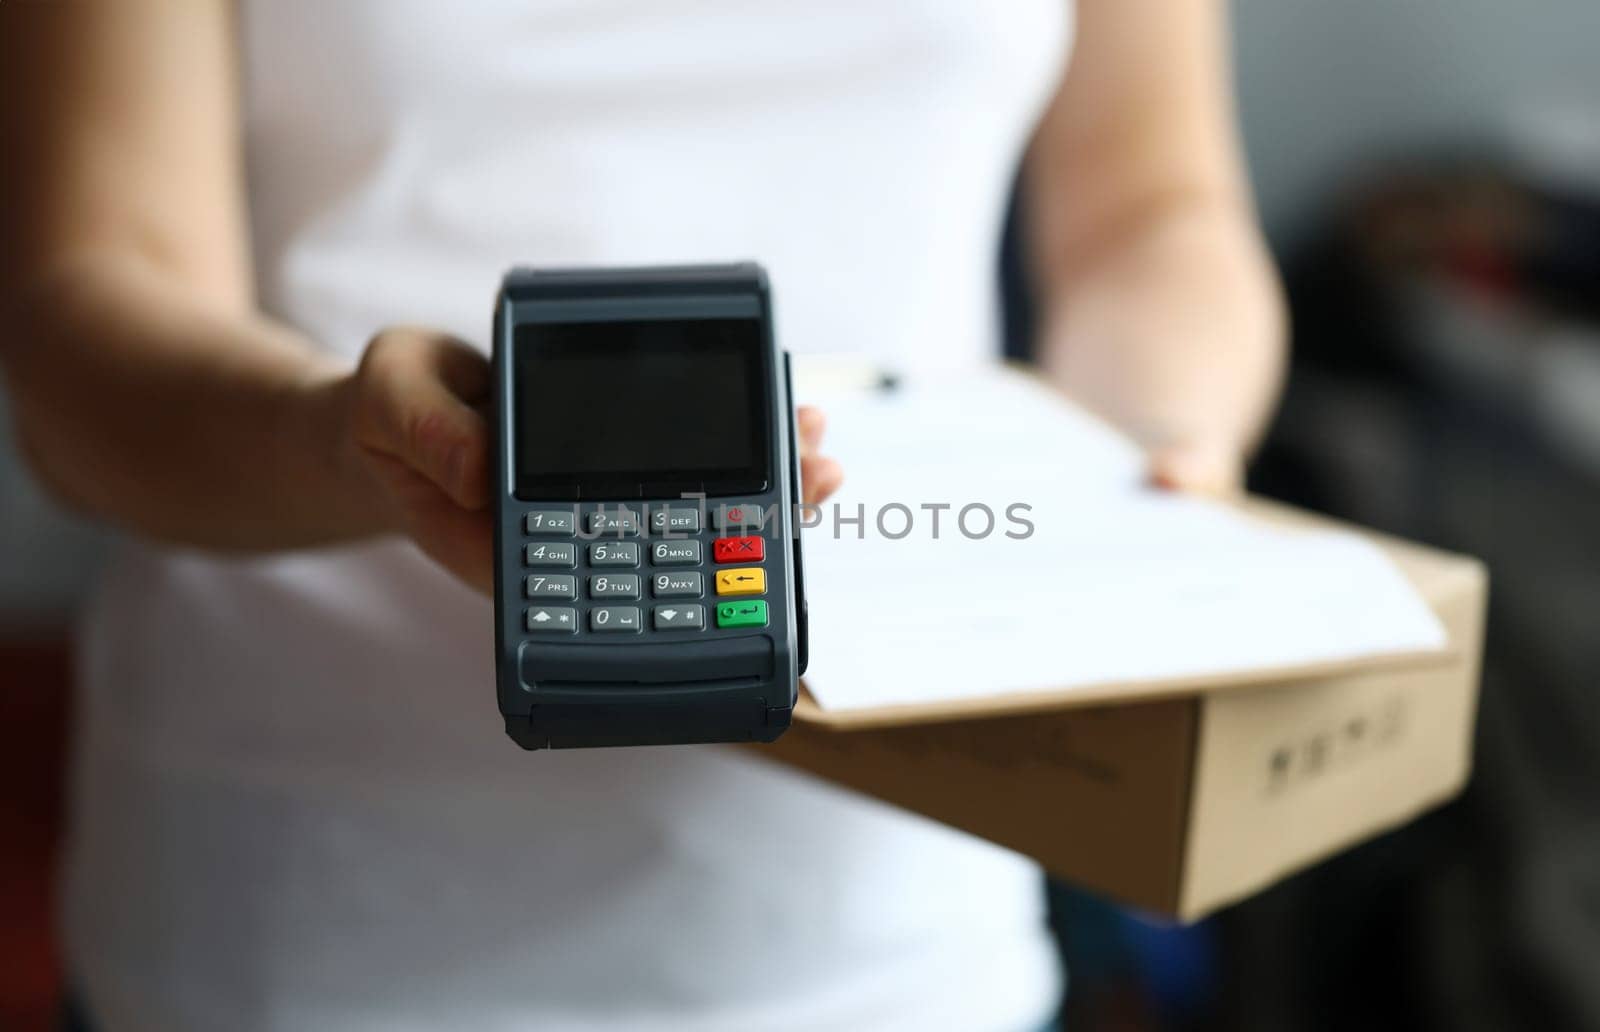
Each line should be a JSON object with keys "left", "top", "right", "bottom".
{"left": 513, "top": 318, "right": 768, "bottom": 496}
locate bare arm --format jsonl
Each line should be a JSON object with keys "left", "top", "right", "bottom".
{"left": 0, "top": 1, "right": 843, "bottom": 590}
{"left": 1025, "top": 0, "right": 1286, "bottom": 492}
{"left": 0, "top": 1, "right": 403, "bottom": 549}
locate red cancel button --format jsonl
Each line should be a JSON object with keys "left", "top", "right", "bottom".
{"left": 713, "top": 535, "right": 765, "bottom": 563}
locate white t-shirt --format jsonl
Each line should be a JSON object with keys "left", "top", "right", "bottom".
{"left": 64, "top": 3, "right": 1074, "bottom": 1029}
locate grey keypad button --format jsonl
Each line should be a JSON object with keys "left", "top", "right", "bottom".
{"left": 524, "top": 510, "right": 577, "bottom": 535}
{"left": 651, "top": 571, "right": 704, "bottom": 598}
{"left": 588, "top": 541, "right": 640, "bottom": 567}
{"left": 524, "top": 574, "right": 576, "bottom": 600}
{"left": 525, "top": 606, "right": 577, "bottom": 633}
{"left": 524, "top": 541, "right": 576, "bottom": 568}
{"left": 653, "top": 604, "right": 705, "bottom": 630}
{"left": 708, "top": 502, "right": 768, "bottom": 532}
{"left": 650, "top": 540, "right": 702, "bottom": 566}
{"left": 586, "top": 508, "right": 641, "bottom": 536}
{"left": 648, "top": 507, "right": 702, "bottom": 535}
{"left": 589, "top": 606, "right": 642, "bottom": 632}
{"left": 589, "top": 574, "right": 641, "bottom": 600}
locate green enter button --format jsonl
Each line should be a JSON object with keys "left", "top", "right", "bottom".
{"left": 715, "top": 600, "right": 769, "bottom": 629}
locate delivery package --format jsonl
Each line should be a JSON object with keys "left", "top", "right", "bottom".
{"left": 763, "top": 365, "right": 1487, "bottom": 920}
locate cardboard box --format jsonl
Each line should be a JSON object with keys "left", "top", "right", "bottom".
{"left": 761, "top": 500, "right": 1487, "bottom": 921}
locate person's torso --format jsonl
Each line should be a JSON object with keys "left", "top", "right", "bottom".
{"left": 242, "top": 0, "right": 1064, "bottom": 368}
{"left": 65, "top": 3, "right": 1073, "bottom": 1029}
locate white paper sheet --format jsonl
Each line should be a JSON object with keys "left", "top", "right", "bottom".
{"left": 794, "top": 363, "right": 1448, "bottom": 712}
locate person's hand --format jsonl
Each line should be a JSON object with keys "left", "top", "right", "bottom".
{"left": 1146, "top": 439, "right": 1244, "bottom": 497}
{"left": 341, "top": 328, "right": 496, "bottom": 591}
{"left": 796, "top": 406, "right": 844, "bottom": 505}
{"left": 338, "top": 328, "right": 844, "bottom": 595}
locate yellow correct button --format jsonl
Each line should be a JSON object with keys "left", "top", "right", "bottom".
{"left": 714, "top": 567, "right": 767, "bottom": 596}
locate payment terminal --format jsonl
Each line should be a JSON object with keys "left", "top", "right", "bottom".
{"left": 491, "top": 264, "right": 807, "bottom": 749}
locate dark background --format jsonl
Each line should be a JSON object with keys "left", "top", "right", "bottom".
{"left": 5, "top": 2, "right": 1599, "bottom": 1029}
{"left": 1002, "top": 3, "right": 1600, "bottom": 1029}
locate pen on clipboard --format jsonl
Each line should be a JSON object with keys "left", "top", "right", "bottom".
{"left": 792, "top": 355, "right": 901, "bottom": 396}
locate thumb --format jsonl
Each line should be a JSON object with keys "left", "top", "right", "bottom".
{"left": 1147, "top": 441, "right": 1244, "bottom": 496}
{"left": 352, "top": 328, "right": 491, "bottom": 509}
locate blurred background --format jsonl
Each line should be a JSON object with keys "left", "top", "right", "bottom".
{"left": 4, "top": 1, "right": 1598, "bottom": 1029}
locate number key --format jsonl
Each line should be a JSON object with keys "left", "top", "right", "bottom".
{"left": 649, "top": 507, "right": 702, "bottom": 534}
{"left": 525, "top": 510, "right": 577, "bottom": 536}
{"left": 589, "top": 574, "right": 641, "bottom": 600}
{"left": 651, "top": 540, "right": 702, "bottom": 566}
{"left": 524, "top": 542, "right": 577, "bottom": 568}
{"left": 587, "top": 508, "right": 641, "bottom": 536}
{"left": 589, "top": 542, "right": 641, "bottom": 567}
{"left": 590, "top": 606, "right": 642, "bottom": 633}
{"left": 652, "top": 572, "right": 704, "bottom": 598}
{"left": 525, "top": 574, "right": 576, "bottom": 601}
